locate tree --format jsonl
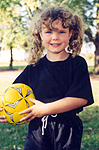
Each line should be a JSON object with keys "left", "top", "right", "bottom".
{"left": 63, "top": 0, "right": 99, "bottom": 73}
{"left": 0, "top": 0, "right": 43, "bottom": 69}
{"left": 82, "top": 0, "right": 99, "bottom": 74}
{"left": 0, "top": 0, "right": 27, "bottom": 69}
{"left": 22, "top": 0, "right": 41, "bottom": 20}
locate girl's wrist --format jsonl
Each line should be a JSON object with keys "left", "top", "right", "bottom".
{"left": 43, "top": 103, "right": 53, "bottom": 116}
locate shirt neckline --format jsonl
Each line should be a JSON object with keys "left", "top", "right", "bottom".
{"left": 44, "top": 53, "right": 71, "bottom": 64}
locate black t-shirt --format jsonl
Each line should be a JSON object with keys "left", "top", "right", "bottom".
{"left": 13, "top": 54, "right": 94, "bottom": 113}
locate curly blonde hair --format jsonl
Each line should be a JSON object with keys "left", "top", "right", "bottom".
{"left": 28, "top": 6, "right": 84, "bottom": 65}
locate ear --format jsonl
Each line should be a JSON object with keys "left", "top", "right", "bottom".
{"left": 69, "top": 30, "right": 73, "bottom": 40}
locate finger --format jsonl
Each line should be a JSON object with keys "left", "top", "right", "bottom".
{"left": 2, "top": 121, "right": 8, "bottom": 124}
{"left": 20, "top": 113, "right": 32, "bottom": 122}
{"left": 0, "top": 115, "right": 7, "bottom": 123}
{"left": 0, "top": 115, "right": 8, "bottom": 124}
{"left": 0, "top": 115, "right": 6, "bottom": 119}
{"left": 29, "top": 98, "right": 37, "bottom": 104}
{"left": 19, "top": 107, "right": 32, "bottom": 115}
{"left": 25, "top": 115, "right": 35, "bottom": 123}
{"left": 0, "top": 119, "right": 8, "bottom": 124}
{"left": 20, "top": 112, "right": 35, "bottom": 122}
{"left": 0, "top": 108, "right": 3, "bottom": 111}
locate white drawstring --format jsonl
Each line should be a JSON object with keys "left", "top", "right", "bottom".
{"left": 41, "top": 116, "right": 49, "bottom": 135}
{"left": 41, "top": 114, "right": 57, "bottom": 135}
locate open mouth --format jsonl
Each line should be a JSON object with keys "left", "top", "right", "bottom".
{"left": 50, "top": 43, "right": 61, "bottom": 46}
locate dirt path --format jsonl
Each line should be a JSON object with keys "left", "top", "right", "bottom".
{"left": 0, "top": 69, "right": 99, "bottom": 82}
{"left": 90, "top": 73, "right": 99, "bottom": 81}
{"left": 0, "top": 70, "right": 22, "bottom": 82}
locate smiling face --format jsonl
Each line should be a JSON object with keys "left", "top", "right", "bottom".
{"left": 40, "top": 19, "right": 72, "bottom": 61}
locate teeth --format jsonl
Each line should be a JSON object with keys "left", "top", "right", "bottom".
{"left": 51, "top": 43, "right": 60, "bottom": 46}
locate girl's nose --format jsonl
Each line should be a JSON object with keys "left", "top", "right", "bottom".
{"left": 52, "top": 33, "right": 59, "bottom": 40}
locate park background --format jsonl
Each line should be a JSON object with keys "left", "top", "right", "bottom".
{"left": 0, "top": 0, "right": 99, "bottom": 149}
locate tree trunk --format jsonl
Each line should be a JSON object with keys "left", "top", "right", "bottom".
{"left": 94, "top": 7, "right": 99, "bottom": 74}
{"left": 9, "top": 45, "right": 13, "bottom": 70}
{"left": 94, "top": 31, "right": 99, "bottom": 74}
{"left": 94, "top": 46, "right": 99, "bottom": 74}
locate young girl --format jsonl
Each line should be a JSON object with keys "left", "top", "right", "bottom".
{"left": 0, "top": 6, "right": 94, "bottom": 150}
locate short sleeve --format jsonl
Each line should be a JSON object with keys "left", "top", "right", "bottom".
{"left": 65, "top": 56, "right": 94, "bottom": 107}
{"left": 13, "top": 66, "right": 29, "bottom": 85}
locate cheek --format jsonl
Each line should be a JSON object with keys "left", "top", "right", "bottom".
{"left": 62, "top": 35, "right": 70, "bottom": 44}
{"left": 62, "top": 38, "right": 69, "bottom": 45}
{"left": 42, "top": 37, "right": 50, "bottom": 44}
{"left": 62, "top": 39, "right": 69, "bottom": 48}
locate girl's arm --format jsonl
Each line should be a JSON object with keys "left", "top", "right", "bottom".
{"left": 44, "top": 97, "right": 87, "bottom": 115}
{"left": 19, "top": 97, "right": 87, "bottom": 123}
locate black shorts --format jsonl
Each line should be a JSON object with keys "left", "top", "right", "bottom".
{"left": 24, "top": 114, "right": 83, "bottom": 150}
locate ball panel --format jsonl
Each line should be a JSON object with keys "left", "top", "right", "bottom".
{"left": 13, "top": 112, "right": 26, "bottom": 124}
{"left": 22, "top": 88, "right": 28, "bottom": 97}
{"left": 0, "top": 83, "right": 35, "bottom": 125}
{"left": 0, "top": 109, "right": 5, "bottom": 116}
{"left": 15, "top": 99, "right": 28, "bottom": 112}
{"left": 0, "top": 96, "right": 3, "bottom": 108}
{"left": 4, "top": 105, "right": 15, "bottom": 114}
{"left": 4, "top": 88, "right": 22, "bottom": 103}
{"left": 25, "top": 92, "right": 35, "bottom": 107}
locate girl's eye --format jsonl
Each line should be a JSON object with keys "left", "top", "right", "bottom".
{"left": 59, "top": 31, "right": 65, "bottom": 33}
{"left": 46, "top": 31, "right": 52, "bottom": 33}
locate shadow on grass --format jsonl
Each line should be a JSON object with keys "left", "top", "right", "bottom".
{"left": 0, "top": 66, "right": 25, "bottom": 72}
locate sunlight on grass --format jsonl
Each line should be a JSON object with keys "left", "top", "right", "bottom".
{"left": 0, "top": 61, "right": 27, "bottom": 70}
{"left": 0, "top": 61, "right": 27, "bottom": 67}
{"left": 91, "top": 81, "right": 99, "bottom": 106}
{"left": 88, "top": 66, "right": 94, "bottom": 73}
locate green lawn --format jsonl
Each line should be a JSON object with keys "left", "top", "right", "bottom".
{"left": 0, "top": 61, "right": 27, "bottom": 70}
{"left": 0, "top": 62, "right": 99, "bottom": 150}
{"left": 80, "top": 106, "right": 99, "bottom": 150}
{"left": 0, "top": 123, "right": 28, "bottom": 150}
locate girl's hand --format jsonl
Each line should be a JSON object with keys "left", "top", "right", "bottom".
{"left": 0, "top": 108, "right": 8, "bottom": 124}
{"left": 19, "top": 98, "right": 48, "bottom": 123}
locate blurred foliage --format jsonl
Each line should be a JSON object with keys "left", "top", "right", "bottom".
{"left": 0, "top": 0, "right": 99, "bottom": 50}
{"left": 0, "top": 0, "right": 99, "bottom": 71}
{"left": 0, "top": 0, "right": 27, "bottom": 50}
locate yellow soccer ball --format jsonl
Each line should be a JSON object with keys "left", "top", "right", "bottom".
{"left": 0, "top": 83, "right": 35, "bottom": 125}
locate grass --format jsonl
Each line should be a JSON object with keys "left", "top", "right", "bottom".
{"left": 80, "top": 106, "right": 99, "bottom": 150}
{"left": 88, "top": 66, "right": 94, "bottom": 73}
{"left": 0, "top": 61, "right": 27, "bottom": 70}
{"left": 0, "top": 123, "right": 28, "bottom": 150}
{"left": 0, "top": 61, "right": 99, "bottom": 150}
